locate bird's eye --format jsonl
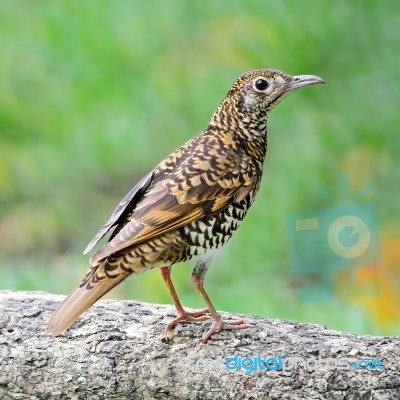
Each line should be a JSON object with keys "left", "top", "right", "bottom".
{"left": 254, "top": 78, "right": 269, "bottom": 91}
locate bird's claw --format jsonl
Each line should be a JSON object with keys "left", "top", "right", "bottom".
{"left": 195, "top": 318, "right": 247, "bottom": 349}
{"left": 164, "top": 308, "right": 210, "bottom": 336}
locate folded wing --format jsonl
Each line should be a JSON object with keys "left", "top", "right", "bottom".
{"left": 89, "top": 146, "right": 257, "bottom": 265}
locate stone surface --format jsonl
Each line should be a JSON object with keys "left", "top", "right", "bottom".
{"left": 0, "top": 290, "right": 399, "bottom": 399}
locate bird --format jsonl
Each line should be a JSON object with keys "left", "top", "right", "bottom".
{"left": 46, "top": 69, "right": 324, "bottom": 346}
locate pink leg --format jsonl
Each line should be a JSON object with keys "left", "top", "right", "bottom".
{"left": 159, "top": 267, "right": 210, "bottom": 335}
{"left": 191, "top": 263, "right": 247, "bottom": 348}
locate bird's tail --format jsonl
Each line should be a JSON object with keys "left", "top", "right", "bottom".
{"left": 46, "top": 260, "right": 131, "bottom": 336}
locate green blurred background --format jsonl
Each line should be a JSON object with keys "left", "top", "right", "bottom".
{"left": 1, "top": 1, "right": 399, "bottom": 336}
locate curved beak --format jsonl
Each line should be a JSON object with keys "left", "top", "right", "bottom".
{"left": 285, "top": 74, "right": 325, "bottom": 92}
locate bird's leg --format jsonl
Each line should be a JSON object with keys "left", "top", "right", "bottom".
{"left": 159, "top": 266, "right": 210, "bottom": 335}
{"left": 191, "top": 260, "right": 247, "bottom": 348}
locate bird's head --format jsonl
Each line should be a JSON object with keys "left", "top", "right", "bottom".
{"left": 229, "top": 69, "right": 324, "bottom": 113}
{"left": 212, "top": 69, "right": 324, "bottom": 136}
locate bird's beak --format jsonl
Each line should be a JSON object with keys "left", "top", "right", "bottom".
{"left": 284, "top": 74, "right": 325, "bottom": 92}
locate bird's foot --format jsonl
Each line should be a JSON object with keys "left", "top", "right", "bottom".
{"left": 164, "top": 308, "right": 210, "bottom": 336}
{"left": 196, "top": 317, "right": 247, "bottom": 349}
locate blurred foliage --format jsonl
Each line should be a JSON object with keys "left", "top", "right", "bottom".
{"left": 0, "top": 0, "right": 399, "bottom": 336}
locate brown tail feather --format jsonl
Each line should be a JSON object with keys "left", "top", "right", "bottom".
{"left": 46, "top": 263, "right": 129, "bottom": 336}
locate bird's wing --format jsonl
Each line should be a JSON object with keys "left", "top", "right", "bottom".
{"left": 90, "top": 145, "right": 257, "bottom": 264}
{"left": 83, "top": 133, "right": 200, "bottom": 255}
{"left": 83, "top": 171, "right": 153, "bottom": 255}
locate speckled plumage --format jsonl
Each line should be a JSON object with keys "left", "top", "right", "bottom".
{"left": 47, "top": 69, "right": 324, "bottom": 344}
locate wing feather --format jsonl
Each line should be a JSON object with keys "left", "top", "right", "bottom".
{"left": 90, "top": 149, "right": 256, "bottom": 264}
{"left": 83, "top": 171, "right": 153, "bottom": 254}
